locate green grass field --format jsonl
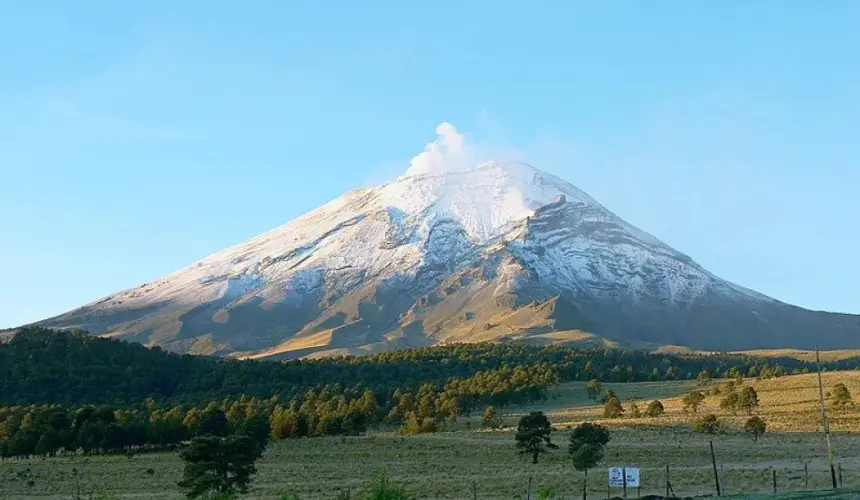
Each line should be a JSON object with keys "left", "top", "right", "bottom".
{"left": 3, "top": 372, "right": 859, "bottom": 499}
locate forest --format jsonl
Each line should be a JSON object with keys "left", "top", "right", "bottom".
{"left": 1, "top": 327, "right": 858, "bottom": 460}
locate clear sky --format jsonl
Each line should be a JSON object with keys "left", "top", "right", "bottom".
{"left": 2, "top": 1, "right": 858, "bottom": 328}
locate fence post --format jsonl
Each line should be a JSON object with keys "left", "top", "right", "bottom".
{"left": 527, "top": 476, "right": 532, "bottom": 500}
{"left": 805, "top": 462, "right": 809, "bottom": 490}
{"left": 709, "top": 441, "right": 721, "bottom": 497}
{"left": 838, "top": 463, "right": 843, "bottom": 488}
{"left": 666, "top": 464, "right": 670, "bottom": 499}
{"left": 623, "top": 466, "right": 628, "bottom": 500}
{"left": 772, "top": 468, "right": 777, "bottom": 494}
{"left": 472, "top": 480, "right": 477, "bottom": 500}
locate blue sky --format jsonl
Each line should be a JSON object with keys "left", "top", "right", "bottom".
{"left": 2, "top": 1, "right": 858, "bottom": 328}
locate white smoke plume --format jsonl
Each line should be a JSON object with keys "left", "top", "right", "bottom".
{"left": 401, "top": 122, "right": 477, "bottom": 178}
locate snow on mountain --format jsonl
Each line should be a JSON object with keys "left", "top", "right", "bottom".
{"left": 37, "top": 124, "right": 860, "bottom": 357}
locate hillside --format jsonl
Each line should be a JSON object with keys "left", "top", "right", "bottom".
{"left": 549, "top": 370, "right": 860, "bottom": 433}
{"left": 6, "top": 327, "right": 859, "bottom": 407}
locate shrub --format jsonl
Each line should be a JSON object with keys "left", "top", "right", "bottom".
{"left": 361, "top": 473, "right": 414, "bottom": 500}
{"left": 831, "top": 383, "right": 853, "bottom": 410}
{"left": 537, "top": 485, "right": 557, "bottom": 499}
{"left": 603, "top": 398, "right": 624, "bottom": 419}
{"left": 682, "top": 391, "right": 705, "bottom": 414}
{"left": 645, "top": 400, "right": 664, "bottom": 418}
{"left": 744, "top": 416, "right": 767, "bottom": 443}
{"left": 692, "top": 414, "right": 724, "bottom": 435}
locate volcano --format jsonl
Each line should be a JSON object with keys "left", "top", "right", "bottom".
{"left": 36, "top": 125, "right": 860, "bottom": 357}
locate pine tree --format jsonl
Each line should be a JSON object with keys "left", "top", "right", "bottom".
{"left": 514, "top": 412, "right": 558, "bottom": 464}
{"left": 744, "top": 416, "right": 766, "bottom": 443}
{"left": 682, "top": 391, "right": 705, "bottom": 414}
{"left": 738, "top": 387, "right": 759, "bottom": 415}
{"left": 178, "top": 435, "right": 264, "bottom": 498}
{"left": 569, "top": 422, "right": 611, "bottom": 500}
{"left": 602, "top": 398, "right": 624, "bottom": 419}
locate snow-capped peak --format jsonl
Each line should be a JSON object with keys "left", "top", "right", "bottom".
{"left": 388, "top": 122, "right": 602, "bottom": 241}
{"left": 379, "top": 160, "right": 598, "bottom": 243}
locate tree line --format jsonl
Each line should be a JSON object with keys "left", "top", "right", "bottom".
{"left": 2, "top": 327, "right": 856, "bottom": 460}
{"left": 3, "top": 327, "right": 851, "bottom": 407}
{"left": 1, "top": 362, "right": 556, "bottom": 459}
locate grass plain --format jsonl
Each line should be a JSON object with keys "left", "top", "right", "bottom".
{"left": 3, "top": 371, "right": 860, "bottom": 499}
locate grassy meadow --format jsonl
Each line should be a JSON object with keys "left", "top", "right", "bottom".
{"left": 3, "top": 371, "right": 860, "bottom": 499}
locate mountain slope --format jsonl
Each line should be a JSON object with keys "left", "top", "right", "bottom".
{"left": 36, "top": 152, "right": 860, "bottom": 357}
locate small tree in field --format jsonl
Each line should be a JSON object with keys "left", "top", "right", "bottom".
{"left": 628, "top": 402, "right": 642, "bottom": 419}
{"left": 568, "top": 423, "right": 611, "bottom": 500}
{"left": 586, "top": 379, "right": 602, "bottom": 401}
{"left": 697, "top": 370, "right": 712, "bottom": 386}
{"left": 744, "top": 416, "right": 767, "bottom": 443}
{"left": 645, "top": 400, "right": 664, "bottom": 418}
{"left": 683, "top": 391, "right": 706, "bottom": 414}
{"left": 178, "top": 435, "right": 264, "bottom": 498}
{"left": 692, "top": 414, "right": 723, "bottom": 435}
{"left": 738, "top": 387, "right": 760, "bottom": 415}
{"left": 482, "top": 406, "right": 503, "bottom": 429}
{"left": 603, "top": 397, "right": 624, "bottom": 419}
{"left": 720, "top": 392, "right": 740, "bottom": 415}
{"left": 515, "top": 412, "right": 558, "bottom": 464}
{"left": 831, "top": 383, "right": 853, "bottom": 410}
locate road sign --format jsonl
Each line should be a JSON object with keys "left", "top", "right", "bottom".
{"left": 609, "top": 467, "right": 640, "bottom": 488}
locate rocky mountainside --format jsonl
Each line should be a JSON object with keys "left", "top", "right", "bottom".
{"left": 35, "top": 129, "right": 860, "bottom": 358}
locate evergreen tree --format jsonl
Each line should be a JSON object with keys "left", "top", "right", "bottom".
{"left": 515, "top": 412, "right": 557, "bottom": 464}
{"left": 692, "top": 414, "right": 723, "bottom": 434}
{"left": 744, "top": 416, "right": 766, "bottom": 443}
{"left": 586, "top": 379, "right": 602, "bottom": 401}
{"left": 738, "top": 387, "right": 759, "bottom": 415}
{"left": 682, "top": 391, "right": 706, "bottom": 414}
{"left": 568, "top": 422, "right": 611, "bottom": 500}
{"left": 602, "top": 397, "right": 624, "bottom": 419}
{"left": 198, "top": 409, "right": 229, "bottom": 437}
{"left": 178, "top": 434, "right": 264, "bottom": 498}
{"left": 719, "top": 392, "right": 740, "bottom": 415}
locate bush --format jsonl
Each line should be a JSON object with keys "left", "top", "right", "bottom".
{"left": 692, "top": 414, "right": 724, "bottom": 435}
{"left": 361, "top": 473, "right": 414, "bottom": 500}
{"left": 645, "top": 400, "right": 664, "bottom": 418}
{"left": 831, "top": 383, "right": 853, "bottom": 410}
{"left": 744, "top": 416, "right": 767, "bottom": 443}
{"left": 682, "top": 391, "right": 705, "bottom": 414}
{"left": 481, "top": 406, "right": 503, "bottom": 429}
{"left": 603, "top": 398, "right": 624, "bottom": 419}
{"left": 537, "top": 485, "right": 557, "bottom": 499}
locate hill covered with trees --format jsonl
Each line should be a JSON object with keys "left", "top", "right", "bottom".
{"left": 2, "top": 327, "right": 859, "bottom": 460}
{"left": 3, "top": 327, "right": 858, "bottom": 407}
